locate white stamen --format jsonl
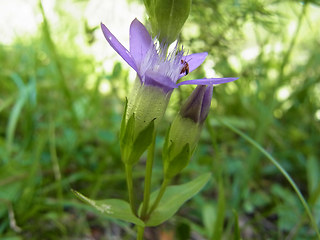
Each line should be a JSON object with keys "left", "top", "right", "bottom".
{"left": 139, "top": 39, "right": 184, "bottom": 83}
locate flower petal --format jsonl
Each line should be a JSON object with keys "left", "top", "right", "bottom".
{"left": 101, "top": 23, "right": 138, "bottom": 72}
{"left": 130, "top": 18, "right": 152, "bottom": 68}
{"left": 200, "top": 85, "right": 213, "bottom": 123}
{"left": 179, "top": 52, "right": 208, "bottom": 78}
{"left": 177, "top": 77, "right": 239, "bottom": 86}
{"left": 144, "top": 71, "right": 178, "bottom": 93}
{"left": 180, "top": 85, "right": 207, "bottom": 123}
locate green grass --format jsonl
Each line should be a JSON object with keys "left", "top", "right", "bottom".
{"left": 1, "top": 0, "right": 320, "bottom": 239}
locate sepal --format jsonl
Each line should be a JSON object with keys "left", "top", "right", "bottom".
{"left": 164, "top": 143, "right": 191, "bottom": 179}
{"left": 162, "top": 116, "right": 200, "bottom": 177}
{"left": 120, "top": 110, "right": 155, "bottom": 165}
{"left": 128, "top": 118, "right": 155, "bottom": 165}
{"left": 120, "top": 97, "right": 128, "bottom": 141}
{"left": 120, "top": 113, "right": 136, "bottom": 164}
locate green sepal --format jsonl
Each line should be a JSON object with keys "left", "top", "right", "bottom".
{"left": 164, "top": 143, "right": 191, "bottom": 179}
{"left": 120, "top": 97, "right": 128, "bottom": 141}
{"left": 120, "top": 114, "right": 155, "bottom": 165}
{"left": 162, "top": 123, "right": 171, "bottom": 158}
{"left": 128, "top": 118, "right": 155, "bottom": 165}
{"left": 72, "top": 189, "right": 145, "bottom": 226}
{"left": 145, "top": 173, "right": 211, "bottom": 226}
{"left": 120, "top": 113, "right": 135, "bottom": 163}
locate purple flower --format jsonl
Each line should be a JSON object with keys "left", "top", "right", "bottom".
{"left": 101, "top": 18, "right": 238, "bottom": 94}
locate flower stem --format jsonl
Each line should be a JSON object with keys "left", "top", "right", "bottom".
{"left": 137, "top": 225, "right": 145, "bottom": 240}
{"left": 148, "top": 178, "right": 170, "bottom": 216}
{"left": 125, "top": 164, "right": 136, "bottom": 215}
{"left": 140, "top": 134, "right": 156, "bottom": 219}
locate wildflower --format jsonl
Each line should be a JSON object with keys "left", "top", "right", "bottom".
{"left": 101, "top": 18, "right": 237, "bottom": 165}
{"left": 101, "top": 18, "right": 237, "bottom": 115}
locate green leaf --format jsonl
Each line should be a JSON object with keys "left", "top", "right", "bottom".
{"left": 72, "top": 190, "right": 144, "bottom": 226}
{"left": 162, "top": 123, "right": 171, "bottom": 158}
{"left": 145, "top": 173, "right": 211, "bottom": 226}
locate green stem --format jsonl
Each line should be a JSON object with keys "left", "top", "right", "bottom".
{"left": 148, "top": 178, "right": 170, "bottom": 216}
{"left": 140, "top": 134, "right": 156, "bottom": 219}
{"left": 220, "top": 120, "right": 320, "bottom": 239}
{"left": 137, "top": 225, "right": 145, "bottom": 240}
{"left": 125, "top": 164, "right": 136, "bottom": 215}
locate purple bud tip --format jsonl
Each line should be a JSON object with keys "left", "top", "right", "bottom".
{"left": 180, "top": 85, "right": 213, "bottom": 124}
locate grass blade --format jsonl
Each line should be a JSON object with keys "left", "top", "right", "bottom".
{"left": 220, "top": 119, "right": 320, "bottom": 239}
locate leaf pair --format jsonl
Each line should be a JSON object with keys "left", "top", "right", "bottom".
{"left": 72, "top": 173, "right": 211, "bottom": 227}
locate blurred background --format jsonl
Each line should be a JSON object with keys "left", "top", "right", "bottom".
{"left": 1, "top": 0, "right": 320, "bottom": 239}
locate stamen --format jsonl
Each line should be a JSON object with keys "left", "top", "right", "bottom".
{"left": 139, "top": 37, "right": 185, "bottom": 84}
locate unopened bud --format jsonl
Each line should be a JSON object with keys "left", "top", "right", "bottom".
{"left": 163, "top": 85, "right": 213, "bottom": 178}
{"left": 144, "top": 0, "right": 191, "bottom": 44}
{"left": 180, "top": 85, "right": 213, "bottom": 124}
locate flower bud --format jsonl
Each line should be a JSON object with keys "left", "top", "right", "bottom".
{"left": 180, "top": 85, "right": 213, "bottom": 124}
{"left": 163, "top": 85, "right": 213, "bottom": 179}
{"left": 144, "top": 0, "right": 191, "bottom": 44}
